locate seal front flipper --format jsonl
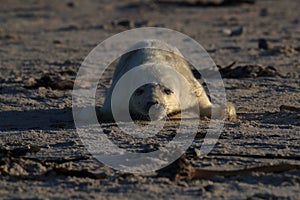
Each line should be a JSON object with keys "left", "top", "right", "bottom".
{"left": 208, "top": 102, "right": 237, "bottom": 121}
{"left": 224, "top": 102, "right": 237, "bottom": 121}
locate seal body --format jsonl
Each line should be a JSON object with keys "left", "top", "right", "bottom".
{"left": 99, "top": 40, "right": 236, "bottom": 121}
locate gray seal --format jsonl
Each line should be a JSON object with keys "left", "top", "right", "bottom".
{"left": 98, "top": 40, "right": 236, "bottom": 121}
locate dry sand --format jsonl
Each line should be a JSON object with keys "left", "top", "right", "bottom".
{"left": 0, "top": 0, "right": 300, "bottom": 199}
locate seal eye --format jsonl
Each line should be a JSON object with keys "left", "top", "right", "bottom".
{"left": 135, "top": 88, "right": 144, "bottom": 96}
{"left": 164, "top": 88, "right": 172, "bottom": 95}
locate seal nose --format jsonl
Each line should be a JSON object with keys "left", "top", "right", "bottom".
{"left": 146, "top": 100, "right": 159, "bottom": 110}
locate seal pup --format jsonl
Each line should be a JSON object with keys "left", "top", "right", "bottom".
{"left": 98, "top": 40, "right": 236, "bottom": 122}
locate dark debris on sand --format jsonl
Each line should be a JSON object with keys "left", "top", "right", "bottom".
{"left": 217, "top": 62, "right": 284, "bottom": 78}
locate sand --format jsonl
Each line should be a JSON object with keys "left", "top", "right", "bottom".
{"left": 0, "top": 0, "right": 299, "bottom": 199}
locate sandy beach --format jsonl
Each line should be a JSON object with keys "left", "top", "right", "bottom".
{"left": 0, "top": 0, "right": 299, "bottom": 199}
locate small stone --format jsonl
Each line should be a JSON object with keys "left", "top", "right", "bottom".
{"left": 112, "top": 19, "right": 135, "bottom": 28}
{"left": 4, "top": 34, "right": 21, "bottom": 40}
{"left": 258, "top": 38, "right": 272, "bottom": 50}
{"left": 38, "top": 86, "right": 47, "bottom": 95}
{"left": 260, "top": 8, "right": 268, "bottom": 17}
{"left": 230, "top": 27, "right": 244, "bottom": 36}
{"left": 14, "top": 76, "right": 22, "bottom": 82}
{"left": 222, "top": 27, "right": 244, "bottom": 36}
{"left": 63, "top": 59, "right": 72, "bottom": 65}
{"left": 204, "top": 184, "right": 221, "bottom": 192}
{"left": 53, "top": 40, "right": 62, "bottom": 44}
{"left": 280, "top": 105, "right": 300, "bottom": 112}
{"left": 24, "top": 77, "right": 37, "bottom": 88}
{"left": 66, "top": 2, "right": 75, "bottom": 7}
{"left": 222, "top": 28, "right": 232, "bottom": 36}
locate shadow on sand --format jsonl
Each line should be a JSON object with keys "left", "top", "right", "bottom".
{"left": 0, "top": 108, "right": 75, "bottom": 131}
